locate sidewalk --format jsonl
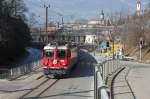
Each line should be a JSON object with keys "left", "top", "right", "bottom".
{"left": 112, "top": 61, "right": 150, "bottom": 99}
{"left": 127, "top": 63, "right": 150, "bottom": 99}
{"left": 112, "top": 67, "right": 135, "bottom": 99}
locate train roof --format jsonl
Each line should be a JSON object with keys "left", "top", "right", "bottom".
{"left": 43, "top": 41, "right": 77, "bottom": 50}
{"left": 44, "top": 45, "right": 68, "bottom": 50}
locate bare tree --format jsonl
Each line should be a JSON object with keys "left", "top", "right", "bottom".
{"left": 1, "top": 0, "right": 28, "bottom": 17}
{"left": 28, "top": 13, "right": 37, "bottom": 28}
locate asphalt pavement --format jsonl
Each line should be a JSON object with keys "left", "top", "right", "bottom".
{"left": 0, "top": 50, "right": 100, "bottom": 99}
{"left": 112, "top": 61, "right": 150, "bottom": 99}
{"left": 2, "top": 49, "right": 150, "bottom": 99}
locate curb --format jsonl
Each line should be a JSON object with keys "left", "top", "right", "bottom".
{"left": 106, "top": 66, "right": 126, "bottom": 99}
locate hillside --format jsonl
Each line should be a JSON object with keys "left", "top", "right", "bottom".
{"left": 126, "top": 46, "right": 150, "bottom": 63}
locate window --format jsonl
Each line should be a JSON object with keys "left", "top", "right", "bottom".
{"left": 57, "top": 50, "right": 66, "bottom": 58}
{"left": 45, "top": 50, "right": 54, "bottom": 58}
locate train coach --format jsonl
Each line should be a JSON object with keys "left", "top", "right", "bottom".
{"left": 41, "top": 41, "right": 78, "bottom": 78}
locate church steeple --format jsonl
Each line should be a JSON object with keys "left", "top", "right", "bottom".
{"left": 136, "top": 0, "right": 142, "bottom": 16}
{"left": 100, "top": 10, "right": 104, "bottom": 20}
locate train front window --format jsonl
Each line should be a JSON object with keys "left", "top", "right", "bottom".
{"left": 45, "top": 50, "right": 54, "bottom": 58}
{"left": 57, "top": 50, "right": 66, "bottom": 58}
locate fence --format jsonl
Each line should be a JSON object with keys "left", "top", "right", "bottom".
{"left": 0, "top": 61, "right": 41, "bottom": 79}
{"left": 94, "top": 59, "right": 122, "bottom": 99}
{"left": 0, "top": 69, "right": 10, "bottom": 79}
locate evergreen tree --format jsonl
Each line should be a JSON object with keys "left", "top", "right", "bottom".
{"left": 0, "top": 0, "right": 32, "bottom": 65}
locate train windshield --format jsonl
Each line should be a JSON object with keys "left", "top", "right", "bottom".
{"left": 57, "top": 50, "right": 66, "bottom": 58}
{"left": 45, "top": 50, "right": 54, "bottom": 58}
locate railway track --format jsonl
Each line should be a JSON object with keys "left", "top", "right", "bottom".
{"left": 9, "top": 66, "right": 43, "bottom": 81}
{"left": 19, "top": 77, "right": 59, "bottom": 99}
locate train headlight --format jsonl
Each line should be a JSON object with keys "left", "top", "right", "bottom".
{"left": 60, "top": 60, "right": 64, "bottom": 62}
{"left": 60, "top": 60, "right": 67, "bottom": 66}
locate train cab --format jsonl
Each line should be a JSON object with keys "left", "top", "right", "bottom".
{"left": 41, "top": 42, "right": 78, "bottom": 77}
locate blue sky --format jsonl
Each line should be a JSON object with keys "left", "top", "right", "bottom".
{"left": 24, "top": 0, "right": 150, "bottom": 24}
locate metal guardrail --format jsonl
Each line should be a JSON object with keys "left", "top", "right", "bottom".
{"left": 0, "top": 69, "right": 10, "bottom": 79}
{"left": 94, "top": 59, "right": 121, "bottom": 99}
{"left": 0, "top": 61, "right": 41, "bottom": 79}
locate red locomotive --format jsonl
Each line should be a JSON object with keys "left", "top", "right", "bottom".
{"left": 41, "top": 41, "right": 78, "bottom": 77}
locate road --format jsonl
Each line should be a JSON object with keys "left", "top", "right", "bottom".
{"left": 112, "top": 61, "right": 150, "bottom": 99}
{"left": 0, "top": 50, "right": 97, "bottom": 99}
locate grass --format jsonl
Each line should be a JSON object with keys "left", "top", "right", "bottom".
{"left": 127, "top": 46, "right": 150, "bottom": 63}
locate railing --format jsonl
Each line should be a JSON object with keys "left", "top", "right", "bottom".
{"left": 10, "top": 61, "right": 41, "bottom": 79}
{"left": 94, "top": 59, "right": 122, "bottom": 99}
{"left": 0, "top": 69, "right": 10, "bottom": 79}
{"left": 0, "top": 61, "right": 41, "bottom": 79}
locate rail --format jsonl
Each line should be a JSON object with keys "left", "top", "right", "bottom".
{"left": 94, "top": 59, "right": 122, "bottom": 99}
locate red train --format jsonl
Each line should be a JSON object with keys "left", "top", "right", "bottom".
{"left": 41, "top": 42, "right": 78, "bottom": 78}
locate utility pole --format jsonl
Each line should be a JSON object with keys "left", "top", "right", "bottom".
{"left": 14, "top": 0, "right": 17, "bottom": 16}
{"left": 61, "top": 17, "right": 64, "bottom": 28}
{"left": 140, "top": 43, "right": 142, "bottom": 62}
{"left": 112, "top": 38, "right": 115, "bottom": 59}
{"left": 38, "top": 23, "right": 42, "bottom": 42}
{"left": 139, "top": 37, "right": 144, "bottom": 62}
{"left": 57, "top": 22, "right": 60, "bottom": 29}
{"left": 44, "top": 5, "right": 50, "bottom": 44}
{"left": 109, "top": 31, "right": 115, "bottom": 59}
{"left": 61, "top": 16, "right": 65, "bottom": 38}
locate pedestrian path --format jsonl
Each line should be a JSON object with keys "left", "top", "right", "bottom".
{"left": 112, "top": 67, "right": 135, "bottom": 99}
{"left": 112, "top": 61, "right": 150, "bottom": 99}
{"left": 127, "top": 63, "right": 150, "bottom": 99}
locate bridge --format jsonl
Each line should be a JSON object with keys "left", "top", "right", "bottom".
{"left": 31, "top": 25, "right": 117, "bottom": 44}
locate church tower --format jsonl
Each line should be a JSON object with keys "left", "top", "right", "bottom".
{"left": 136, "top": 0, "right": 142, "bottom": 16}
{"left": 100, "top": 10, "right": 104, "bottom": 20}
{"left": 100, "top": 10, "right": 105, "bottom": 25}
